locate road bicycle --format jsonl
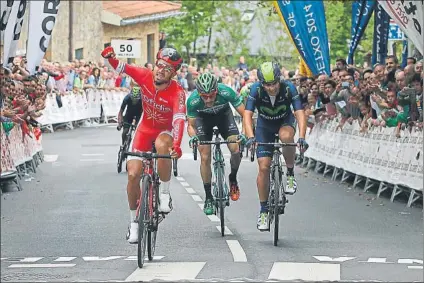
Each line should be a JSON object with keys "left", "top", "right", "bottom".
{"left": 124, "top": 145, "right": 178, "bottom": 268}
{"left": 192, "top": 127, "right": 243, "bottom": 236}
{"left": 117, "top": 120, "right": 137, "bottom": 173}
{"left": 250, "top": 134, "right": 297, "bottom": 246}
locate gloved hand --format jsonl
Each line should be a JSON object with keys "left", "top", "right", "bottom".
{"left": 245, "top": 137, "right": 256, "bottom": 148}
{"left": 171, "top": 146, "right": 182, "bottom": 159}
{"left": 117, "top": 123, "right": 122, "bottom": 131}
{"left": 101, "top": 46, "right": 116, "bottom": 59}
{"left": 237, "top": 134, "right": 247, "bottom": 145}
{"left": 297, "top": 138, "right": 309, "bottom": 152}
{"left": 189, "top": 135, "right": 199, "bottom": 148}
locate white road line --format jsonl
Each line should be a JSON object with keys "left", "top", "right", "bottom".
{"left": 124, "top": 262, "right": 206, "bottom": 281}
{"left": 82, "top": 256, "right": 124, "bottom": 261}
{"left": 54, "top": 257, "right": 76, "bottom": 262}
{"left": 268, "top": 262, "right": 340, "bottom": 281}
{"left": 198, "top": 203, "right": 204, "bottom": 210}
{"left": 191, "top": 195, "right": 203, "bottom": 202}
{"left": 184, "top": 187, "right": 196, "bottom": 194}
{"left": 180, "top": 182, "right": 190, "bottom": 187}
{"left": 408, "top": 266, "right": 423, "bottom": 269}
{"left": 313, "top": 256, "right": 356, "bottom": 262}
{"left": 20, "top": 257, "right": 43, "bottom": 263}
{"left": 80, "top": 159, "right": 104, "bottom": 162}
{"left": 176, "top": 177, "right": 185, "bottom": 181}
{"left": 8, "top": 263, "right": 76, "bottom": 268}
{"left": 226, "top": 240, "right": 247, "bottom": 262}
{"left": 398, "top": 259, "right": 423, "bottom": 264}
{"left": 207, "top": 215, "right": 220, "bottom": 222}
{"left": 43, "top": 154, "right": 58, "bottom": 162}
{"left": 216, "top": 226, "right": 233, "bottom": 235}
{"left": 124, "top": 255, "right": 165, "bottom": 261}
{"left": 81, "top": 153, "right": 104, "bottom": 156}
{"left": 359, "top": 258, "right": 391, "bottom": 263}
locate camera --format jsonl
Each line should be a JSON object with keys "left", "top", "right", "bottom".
{"left": 341, "top": 82, "right": 350, "bottom": 89}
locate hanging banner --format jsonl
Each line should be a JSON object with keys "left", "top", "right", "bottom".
{"left": 0, "top": 0, "right": 15, "bottom": 42}
{"left": 274, "top": 0, "right": 331, "bottom": 75}
{"left": 378, "top": 0, "right": 423, "bottom": 54}
{"left": 371, "top": 3, "right": 390, "bottom": 66}
{"left": 3, "top": 0, "right": 27, "bottom": 65}
{"left": 347, "top": 0, "right": 376, "bottom": 65}
{"left": 26, "top": 0, "right": 61, "bottom": 74}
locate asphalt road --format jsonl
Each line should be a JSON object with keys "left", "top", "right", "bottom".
{"left": 1, "top": 124, "right": 423, "bottom": 282}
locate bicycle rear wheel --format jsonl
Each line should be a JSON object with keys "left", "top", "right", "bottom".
{"left": 147, "top": 180, "right": 159, "bottom": 261}
{"left": 216, "top": 166, "right": 225, "bottom": 237}
{"left": 137, "top": 175, "right": 150, "bottom": 268}
{"left": 272, "top": 166, "right": 281, "bottom": 246}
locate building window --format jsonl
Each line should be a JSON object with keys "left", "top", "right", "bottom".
{"left": 104, "top": 43, "right": 111, "bottom": 48}
{"left": 147, "top": 34, "right": 155, "bottom": 64}
{"left": 75, "top": 48, "right": 83, "bottom": 60}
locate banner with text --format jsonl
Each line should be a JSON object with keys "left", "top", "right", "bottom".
{"left": 348, "top": 0, "right": 376, "bottom": 65}
{"left": 378, "top": 0, "right": 423, "bottom": 54}
{"left": 371, "top": 3, "right": 390, "bottom": 66}
{"left": 26, "top": 0, "right": 61, "bottom": 74}
{"left": 2, "top": 0, "right": 27, "bottom": 65}
{"left": 0, "top": 0, "right": 15, "bottom": 43}
{"left": 274, "top": 0, "right": 331, "bottom": 75}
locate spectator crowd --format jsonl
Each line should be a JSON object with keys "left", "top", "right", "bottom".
{"left": 1, "top": 53, "right": 423, "bottom": 140}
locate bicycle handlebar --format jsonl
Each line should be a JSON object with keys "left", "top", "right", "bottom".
{"left": 192, "top": 139, "right": 242, "bottom": 160}
{"left": 124, "top": 151, "right": 178, "bottom": 177}
{"left": 249, "top": 142, "right": 299, "bottom": 162}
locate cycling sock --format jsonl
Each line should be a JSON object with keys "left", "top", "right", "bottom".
{"left": 130, "top": 210, "right": 137, "bottom": 222}
{"left": 160, "top": 181, "right": 170, "bottom": 194}
{"left": 286, "top": 167, "right": 294, "bottom": 176}
{"left": 229, "top": 153, "right": 241, "bottom": 182}
{"left": 204, "top": 183, "right": 213, "bottom": 200}
{"left": 260, "top": 201, "right": 269, "bottom": 213}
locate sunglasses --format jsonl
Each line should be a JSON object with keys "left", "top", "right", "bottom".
{"left": 262, "top": 80, "right": 278, "bottom": 87}
{"left": 200, "top": 91, "right": 217, "bottom": 99}
{"left": 155, "top": 61, "right": 174, "bottom": 73}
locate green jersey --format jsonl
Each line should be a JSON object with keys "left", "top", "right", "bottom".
{"left": 186, "top": 83, "right": 243, "bottom": 118}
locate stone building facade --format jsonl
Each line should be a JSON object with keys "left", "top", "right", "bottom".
{"left": 4, "top": 1, "right": 182, "bottom": 65}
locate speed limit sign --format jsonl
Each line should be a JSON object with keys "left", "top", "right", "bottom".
{"left": 111, "top": 39, "right": 141, "bottom": 58}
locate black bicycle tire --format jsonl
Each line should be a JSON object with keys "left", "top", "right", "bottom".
{"left": 273, "top": 165, "right": 280, "bottom": 247}
{"left": 147, "top": 180, "right": 159, "bottom": 261}
{"left": 217, "top": 165, "right": 225, "bottom": 237}
{"left": 117, "top": 147, "right": 123, "bottom": 173}
{"left": 137, "top": 176, "right": 150, "bottom": 268}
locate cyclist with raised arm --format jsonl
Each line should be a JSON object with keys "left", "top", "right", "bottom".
{"left": 117, "top": 84, "right": 142, "bottom": 146}
{"left": 186, "top": 73, "right": 246, "bottom": 215}
{"left": 243, "top": 62, "right": 308, "bottom": 231}
{"left": 101, "top": 46, "right": 186, "bottom": 244}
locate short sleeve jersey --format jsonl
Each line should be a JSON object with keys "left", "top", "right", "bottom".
{"left": 186, "top": 83, "right": 243, "bottom": 118}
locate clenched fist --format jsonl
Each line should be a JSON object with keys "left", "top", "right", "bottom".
{"left": 101, "top": 46, "right": 116, "bottom": 59}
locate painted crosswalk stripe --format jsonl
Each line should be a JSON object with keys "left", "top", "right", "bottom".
{"left": 191, "top": 195, "right": 202, "bottom": 202}
{"left": 124, "top": 255, "right": 165, "bottom": 261}
{"left": 216, "top": 226, "right": 233, "bottom": 235}
{"left": 226, "top": 240, "right": 247, "bottom": 262}
{"left": 207, "top": 215, "right": 219, "bottom": 222}
{"left": 198, "top": 203, "right": 204, "bottom": 210}
{"left": 83, "top": 256, "right": 124, "bottom": 261}
{"left": 20, "top": 257, "right": 43, "bottom": 263}
{"left": 54, "top": 257, "right": 76, "bottom": 262}
{"left": 408, "top": 266, "right": 423, "bottom": 269}
{"left": 359, "top": 258, "right": 390, "bottom": 263}
{"left": 180, "top": 182, "right": 190, "bottom": 187}
{"left": 9, "top": 263, "right": 76, "bottom": 268}
{"left": 124, "top": 262, "right": 206, "bottom": 281}
{"left": 176, "top": 177, "right": 185, "bottom": 181}
{"left": 268, "top": 262, "right": 340, "bottom": 281}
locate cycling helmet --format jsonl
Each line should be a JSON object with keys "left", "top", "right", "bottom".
{"left": 195, "top": 72, "right": 218, "bottom": 94}
{"left": 131, "top": 86, "right": 141, "bottom": 99}
{"left": 156, "top": 47, "right": 183, "bottom": 71}
{"left": 257, "top": 62, "right": 281, "bottom": 84}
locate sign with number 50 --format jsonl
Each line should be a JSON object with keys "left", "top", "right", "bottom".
{"left": 111, "top": 39, "right": 141, "bottom": 58}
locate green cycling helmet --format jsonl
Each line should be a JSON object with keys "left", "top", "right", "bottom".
{"left": 257, "top": 62, "right": 281, "bottom": 84}
{"left": 131, "top": 87, "right": 141, "bottom": 99}
{"left": 195, "top": 72, "right": 218, "bottom": 94}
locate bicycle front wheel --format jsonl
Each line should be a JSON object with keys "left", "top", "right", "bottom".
{"left": 137, "top": 175, "right": 150, "bottom": 268}
{"left": 272, "top": 166, "right": 281, "bottom": 247}
{"left": 147, "top": 180, "right": 159, "bottom": 261}
{"left": 216, "top": 166, "right": 225, "bottom": 237}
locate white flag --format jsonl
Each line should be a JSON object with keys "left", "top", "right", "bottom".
{"left": 26, "top": 0, "right": 61, "bottom": 74}
{"left": 2, "top": 0, "right": 27, "bottom": 65}
{"left": 378, "top": 0, "right": 423, "bottom": 54}
{"left": 0, "top": 0, "right": 16, "bottom": 43}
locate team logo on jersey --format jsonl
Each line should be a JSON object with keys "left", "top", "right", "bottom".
{"left": 190, "top": 97, "right": 201, "bottom": 106}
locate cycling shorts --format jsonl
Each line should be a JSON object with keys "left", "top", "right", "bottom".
{"left": 127, "top": 125, "right": 171, "bottom": 161}
{"left": 123, "top": 115, "right": 141, "bottom": 128}
{"left": 255, "top": 113, "right": 296, "bottom": 159}
{"left": 195, "top": 109, "right": 239, "bottom": 142}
